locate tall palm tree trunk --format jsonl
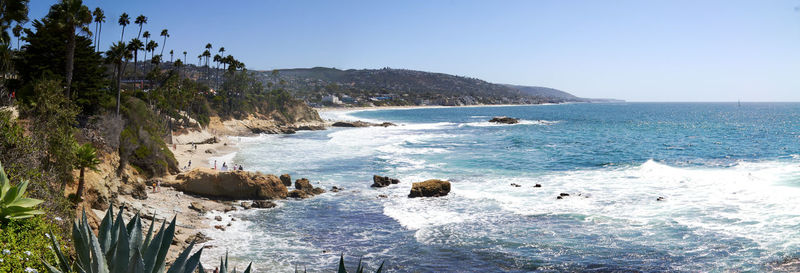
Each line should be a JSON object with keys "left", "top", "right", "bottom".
{"left": 116, "top": 64, "right": 122, "bottom": 115}
{"left": 76, "top": 167, "right": 86, "bottom": 200}
{"left": 65, "top": 30, "right": 76, "bottom": 98}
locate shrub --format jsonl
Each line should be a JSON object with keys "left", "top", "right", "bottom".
{"left": 0, "top": 216, "right": 68, "bottom": 273}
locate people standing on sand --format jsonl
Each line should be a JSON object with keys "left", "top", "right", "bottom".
{"left": 221, "top": 162, "right": 228, "bottom": 171}
{"left": 188, "top": 160, "right": 192, "bottom": 168}
{"left": 238, "top": 165, "right": 243, "bottom": 171}
{"left": 156, "top": 179, "right": 162, "bottom": 193}
{"left": 214, "top": 160, "right": 217, "bottom": 170}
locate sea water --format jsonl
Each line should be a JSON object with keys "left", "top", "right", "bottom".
{"left": 202, "top": 103, "right": 800, "bottom": 272}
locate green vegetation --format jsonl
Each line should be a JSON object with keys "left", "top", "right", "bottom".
{"left": 0, "top": 161, "right": 44, "bottom": 221}
{"left": 0, "top": 216, "right": 67, "bottom": 273}
{"left": 45, "top": 208, "right": 202, "bottom": 273}
{"left": 73, "top": 143, "right": 100, "bottom": 201}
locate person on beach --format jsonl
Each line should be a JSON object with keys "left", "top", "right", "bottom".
{"left": 238, "top": 165, "right": 243, "bottom": 171}
{"left": 188, "top": 160, "right": 191, "bottom": 168}
{"left": 214, "top": 160, "right": 217, "bottom": 170}
{"left": 221, "top": 162, "right": 228, "bottom": 171}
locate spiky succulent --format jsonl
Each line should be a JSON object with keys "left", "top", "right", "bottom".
{"left": 0, "top": 161, "right": 45, "bottom": 222}
{"left": 43, "top": 207, "right": 202, "bottom": 273}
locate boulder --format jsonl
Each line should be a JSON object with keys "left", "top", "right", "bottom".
{"left": 372, "top": 175, "right": 400, "bottom": 188}
{"left": 252, "top": 200, "right": 277, "bottom": 209}
{"left": 189, "top": 202, "right": 207, "bottom": 213}
{"left": 533, "top": 184, "right": 542, "bottom": 188}
{"left": 119, "top": 181, "right": 148, "bottom": 200}
{"left": 173, "top": 168, "right": 288, "bottom": 199}
{"left": 214, "top": 216, "right": 223, "bottom": 221}
{"left": 240, "top": 202, "right": 252, "bottom": 209}
{"left": 489, "top": 116, "right": 519, "bottom": 124}
{"left": 331, "top": 186, "right": 341, "bottom": 192}
{"left": 510, "top": 183, "right": 521, "bottom": 187}
{"left": 184, "top": 232, "right": 211, "bottom": 244}
{"left": 332, "top": 121, "right": 397, "bottom": 128}
{"left": 213, "top": 225, "right": 226, "bottom": 231}
{"left": 289, "top": 178, "right": 325, "bottom": 199}
{"left": 280, "top": 174, "right": 292, "bottom": 187}
{"left": 408, "top": 179, "right": 451, "bottom": 198}
{"left": 204, "top": 149, "right": 216, "bottom": 154}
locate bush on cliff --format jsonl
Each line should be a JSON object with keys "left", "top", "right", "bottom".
{"left": 118, "top": 97, "right": 179, "bottom": 178}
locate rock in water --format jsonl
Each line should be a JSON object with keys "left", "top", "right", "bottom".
{"left": 372, "top": 175, "right": 400, "bottom": 187}
{"left": 289, "top": 178, "right": 326, "bottom": 199}
{"left": 173, "top": 168, "right": 288, "bottom": 199}
{"left": 189, "top": 201, "right": 207, "bottom": 213}
{"left": 251, "top": 200, "right": 277, "bottom": 209}
{"left": 408, "top": 179, "right": 451, "bottom": 198}
{"left": 489, "top": 116, "right": 519, "bottom": 124}
{"left": 280, "top": 174, "right": 292, "bottom": 187}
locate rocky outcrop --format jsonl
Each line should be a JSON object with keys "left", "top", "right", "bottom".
{"left": 332, "top": 121, "right": 397, "bottom": 128}
{"left": 280, "top": 174, "right": 293, "bottom": 187}
{"left": 489, "top": 116, "right": 519, "bottom": 124}
{"left": 372, "top": 175, "right": 400, "bottom": 188}
{"left": 288, "top": 178, "right": 325, "bottom": 199}
{"left": 408, "top": 179, "right": 451, "bottom": 198}
{"left": 172, "top": 168, "right": 288, "bottom": 199}
{"left": 251, "top": 200, "right": 277, "bottom": 209}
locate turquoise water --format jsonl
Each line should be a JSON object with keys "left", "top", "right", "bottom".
{"left": 205, "top": 103, "right": 800, "bottom": 272}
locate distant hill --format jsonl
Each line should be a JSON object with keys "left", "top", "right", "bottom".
{"left": 251, "top": 67, "right": 617, "bottom": 106}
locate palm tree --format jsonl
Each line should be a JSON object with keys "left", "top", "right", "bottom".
{"left": 74, "top": 143, "right": 100, "bottom": 202}
{"left": 92, "top": 7, "right": 104, "bottom": 52}
{"left": 118, "top": 12, "right": 129, "bottom": 41}
{"left": 51, "top": 0, "right": 92, "bottom": 99}
{"left": 128, "top": 38, "right": 143, "bottom": 87}
{"left": 159, "top": 29, "right": 169, "bottom": 56}
{"left": 213, "top": 54, "right": 221, "bottom": 87}
{"left": 12, "top": 24, "right": 23, "bottom": 50}
{"left": 134, "top": 14, "right": 146, "bottom": 38}
{"left": 197, "top": 54, "right": 201, "bottom": 66}
{"left": 169, "top": 49, "right": 174, "bottom": 63}
{"left": 202, "top": 49, "right": 211, "bottom": 82}
{"left": 142, "top": 31, "right": 150, "bottom": 68}
{"left": 183, "top": 51, "right": 187, "bottom": 63}
{"left": 106, "top": 41, "right": 131, "bottom": 115}
{"left": 146, "top": 40, "right": 157, "bottom": 73}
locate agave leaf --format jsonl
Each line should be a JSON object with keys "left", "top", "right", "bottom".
{"left": 356, "top": 257, "right": 364, "bottom": 273}
{"left": 181, "top": 248, "right": 203, "bottom": 273}
{"left": 110, "top": 209, "right": 125, "bottom": 251}
{"left": 197, "top": 262, "right": 205, "bottom": 273}
{"left": 73, "top": 215, "right": 91, "bottom": 269}
{"left": 165, "top": 241, "right": 195, "bottom": 273}
{"left": 89, "top": 220, "right": 111, "bottom": 273}
{"left": 142, "top": 213, "right": 157, "bottom": 254}
{"left": 152, "top": 217, "right": 177, "bottom": 273}
{"left": 128, "top": 249, "right": 146, "bottom": 273}
{"left": 374, "top": 262, "right": 384, "bottom": 273}
{"left": 99, "top": 207, "right": 114, "bottom": 253}
{"left": 0, "top": 161, "right": 10, "bottom": 198}
{"left": 1, "top": 181, "right": 21, "bottom": 205}
{"left": 242, "top": 262, "right": 253, "bottom": 273}
{"left": 12, "top": 180, "right": 28, "bottom": 202}
{"left": 48, "top": 228, "right": 71, "bottom": 272}
{"left": 338, "top": 254, "right": 347, "bottom": 273}
{"left": 42, "top": 261, "right": 64, "bottom": 273}
{"left": 112, "top": 222, "right": 131, "bottom": 273}
{"left": 10, "top": 196, "right": 42, "bottom": 207}
{"left": 143, "top": 220, "right": 166, "bottom": 273}
{"left": 128, "top": 214, "right": 144, "bottom": 255}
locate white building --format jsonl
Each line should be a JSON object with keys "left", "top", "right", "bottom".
{"left": 321, "top": 94, "right": 342, "bottom": 104}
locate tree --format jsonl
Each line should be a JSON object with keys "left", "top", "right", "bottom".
{"left": 146, "top": 40, "right": 157, "bottom": 73}
{"left": 106, "top": 41, "right": 131, "bottom": 115}
{"left": 117, "top": 12, "right": 129, "bottom": 41}
{"left": 182, "top": 50, "right": 187, "bottom": 63}
{"left": 127, "top": 38, "right": 143, "bottom": 87}
{"left": 202, "top": 49, "right": 211, "bottom": 82}
{"left": 49, "top": 0, "right": 92, "bottom": 99}
{"left": 169, "top": 49, "right": 174, "bottom": 62}
{"left": 73, "top": 143, "right": 100, "bottom": 201}
{"left": 12, "top": 24, "right": 23, "bottom": 50}
{"left": 15, "top": 17, "right": 109, "bottom": 114}
{"left": 134, "top": 14, "right": 146, "bottom": 38}
{"left": 91, "top": 7, "right": 103, "bottom": 52}
{"left": 159, "top": 28, "right": 169, "bottom": 56}
{"left": 142, "top": 30, "right": 150, "bottom": 70}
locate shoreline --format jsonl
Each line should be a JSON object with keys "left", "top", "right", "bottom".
{"left": 314, "top": 103, "right": 558, "bottom": 114}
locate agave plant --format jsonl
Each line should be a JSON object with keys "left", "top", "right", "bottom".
{"left": 198, "top": 252, "right": 252, "bottom": 273}
{"left": 337, "top": 254, "right": 383, "bottom": 273}
{"left": 0, "top": 161, "right": 45, "bottom": 222}
{"left": 44, "top": 207, "right": 203, "bottom": 273}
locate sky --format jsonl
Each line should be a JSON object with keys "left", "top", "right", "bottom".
{"left": 23, "top": 0, "right": 800, "bottom": 101}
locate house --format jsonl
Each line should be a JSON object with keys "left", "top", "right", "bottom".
{"left": 321, "top": 94, "right": 342, "bottom": 105}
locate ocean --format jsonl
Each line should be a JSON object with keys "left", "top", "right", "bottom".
{"left": 202, "top": 103, "right": 800, "bottom": 272}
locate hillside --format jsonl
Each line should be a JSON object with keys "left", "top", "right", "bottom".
{"left": 251, "top": 67, "right": 594, "bottom": 107}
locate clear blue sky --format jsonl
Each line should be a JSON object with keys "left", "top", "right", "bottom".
{"left": 25, "top": 0, "right": 800, "bottom": 101}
